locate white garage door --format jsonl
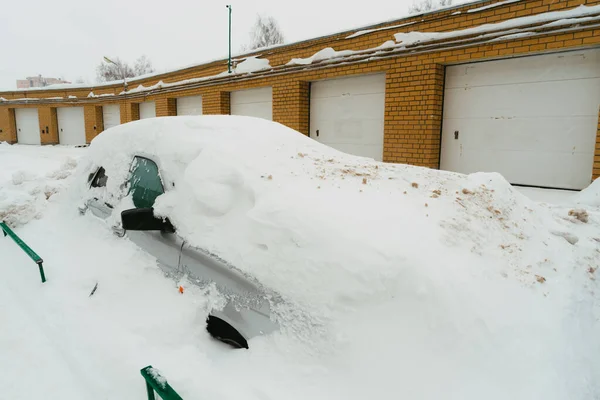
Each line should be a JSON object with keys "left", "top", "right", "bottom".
{"left": 57, "top": 107, "right": 86, "bottom": 145}
{"left": 15, "top": 108, "right": 41, "bottom": 145}
{"left": 139, "top": 101, "right": 156, "bottom": 119}
{"left": 102, "top": 104, "right": 121, "bottom": 130}
{"left": 230, "top": 87, "right": 272, "bottom": 120}
{"left": 441, "top": 49, "right": 600, "bottom": 190}
{"left": 176, "top": 95, "right": 203, "bottom": 116}
{"left": 310, "top": 74, "right": 385, "bottom": 161}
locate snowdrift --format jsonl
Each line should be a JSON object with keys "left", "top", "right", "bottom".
{"left": 80, "top": 115, "right": 598, "bottom": 312}
{"left": 0, "top": 144, "right": 85, "bottom": 227}
{"left": 1, "top": 116, "right": 597, "bottom": 399}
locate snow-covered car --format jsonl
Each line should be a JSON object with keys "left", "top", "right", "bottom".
{"left": 79, "top": 122, "right": 286, "bottom": 349}
{"left": 77, "top": 114, "right": 472, "bottom": 350}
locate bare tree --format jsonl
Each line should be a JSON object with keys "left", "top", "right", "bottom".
{"left": 408, "top": 0, "right": 452, "bottom": 14}
{"left": 96, "top": 56, "right": 154, "bottom": 83}
{"left": 96, "top": 57, "right": 134, "bottom": 82}
{"left": 134, "top": 55, "right": 154, "bottom": 76}
{"left": 244, "top": 15, "right": 285, "bottom": 51}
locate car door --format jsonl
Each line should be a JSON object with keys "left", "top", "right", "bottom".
{"left": 123, "top": 156, "right": 183, "bottom": 273}
{"left": 86, "top": 167, "right": 113, "bottom": 219}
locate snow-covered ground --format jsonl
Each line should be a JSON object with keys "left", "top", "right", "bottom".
{"left": 1, "top": 125, "right": 599, "bottom": 400}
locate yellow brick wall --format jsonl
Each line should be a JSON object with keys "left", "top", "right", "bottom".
{"left": 273, "top": 81, "right": 310, "bottom": 135}
{"left": 38, "top": 107, "right": 58, "bottom": 144}
{"left": 202, "top": 92, "right": 230, "bottom": 115}
{"left": 0, "top": 108, "right": 16, "bottom": 143}
{"left": 84, "top": 105, "right": 103, "bottom": 143}
{"left": 156, "top": 98, "right": 177, "bottom": 117}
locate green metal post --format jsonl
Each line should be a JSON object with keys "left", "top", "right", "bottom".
{"left": 38, "top": 262, "right": 47, "bottom": 283}
{"left": 140, "top": 365, "right": 183, "bottom": 400}
{"left": 227, "top": 5, "right": 232, "bottom": 73}
{"left": 1, "top": 222, "right": 46, "bottom": 283}
{"left": 146, "top": 381, "right": 156, "bottom": 400}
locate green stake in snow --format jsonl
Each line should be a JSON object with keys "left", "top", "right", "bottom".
{"left": 1, "top": 221, "right": 46, "bottom": 283}
{"left": 140, "top": 365, "right": 183, "bottom": 400}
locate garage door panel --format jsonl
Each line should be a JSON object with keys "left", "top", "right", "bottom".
{"left": 102, "top": 105, "right": 120, "bottom": 130}
{"left": 231, "top": 87, "right": 271, "bottom": 104}
{"left": 15, "top": 108, "right": 41, "bottom": 145}
{"left": 230, "top": 87, "right": 272, "bottom": 120}
{"left": 327, "top": 143, "right": 383, "bottom": 161}
{"left": 441, "top": 49, "right": 600, "bottom": 190}
{"left": 311, "top": 74, "right": 385, "bottom": 98}
{"left": 176, "top": 96, "right": 203, "bottom": 116}
{"left": 312, "top": 94, "right": 384, "bottom": 120}
{"left": 57, "top": 107, "right": 86, "bottom": 145}
{"left": 446, "top": 50, "right": 600, "bottom": 89}
{"left": 444, "top": 79, "right": 600, "bottom": 119}
{"left": 442, "top": 117, "right": 599, "bottom": 153}
{"left": 139, "top": 102, "right": 156, "bottom": 119}
{"left": 231, "top": 102, "right": 271, "bottom": 120}
{"left": 310, "top": 74, "right": 385, "bottom": 161}
{"left": 447, "top": 148, "right": 593, "bottom": 189}
{"left": 315, "top": 118, "right": 384, "bottom": 146}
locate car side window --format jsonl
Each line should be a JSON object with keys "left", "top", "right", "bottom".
{"left": 128, "top": 157, "right": 165, "bottom": 209}
{"left": 91, "top": 167, "right": 108, "bottom": 188}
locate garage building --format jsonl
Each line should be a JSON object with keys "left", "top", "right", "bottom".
{"left": 0, "top": 0, "right": 599, "bottom": 187}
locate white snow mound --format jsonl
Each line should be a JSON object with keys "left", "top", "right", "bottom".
{"left": 80, "top": 116, "right": 597, "bottom": 316}
{"left": 0, "top": 145, "right": 85, "bottom": 227}
{"left": 575, "top": 178, "right": 600, "bottom": 207}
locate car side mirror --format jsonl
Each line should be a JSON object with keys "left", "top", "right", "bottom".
{"left": 121, "top": 208, "right": 175, "bottom": 233}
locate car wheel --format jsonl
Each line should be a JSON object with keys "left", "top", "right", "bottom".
{"left": 206, "top": 315, "right": 248, "bottom": 349}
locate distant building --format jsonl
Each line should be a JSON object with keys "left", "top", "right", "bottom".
{"left": 16, "top": 75, "right": 70, "bottom": 89}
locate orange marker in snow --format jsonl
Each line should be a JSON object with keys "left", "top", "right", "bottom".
{"left": 179, "top": 286, "right": 184, "bottom": 294}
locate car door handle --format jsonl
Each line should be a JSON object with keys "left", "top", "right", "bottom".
{"left": 316, "top": 129, "right": 319, "bottom": 137}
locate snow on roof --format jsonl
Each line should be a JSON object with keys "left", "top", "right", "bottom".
{"left": 345, "top": 21, "right": 416, "bottom": 39}
{"left": 78, "top": 115, "right": 585, "bottom": 325}
{"left": 466, "top": 0, "right": 522, "bottom": 13}
{"left": 394, "top": 4, "right": 600, "bottom": 45}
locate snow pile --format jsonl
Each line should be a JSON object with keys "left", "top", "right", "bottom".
{"left": 77, "top": 116, "right": 600, "bottom": 399}
{"left": 234, "top": 56, "right": 271, "bottom": 73}
{"left": 287, "top": 48, "right": 355, "bottom": 66}
{"left": 574, "top": 178, "right": 600, "bottom": 207}
{"left": 1, "top": 117, "right": 599, "bottom": 399}
{"left": 0, "top": 144, "right": 85, "bottom": 227}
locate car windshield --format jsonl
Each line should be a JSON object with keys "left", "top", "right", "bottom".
{"left": 128, "top": 156, "right": 164, "bottom": 208}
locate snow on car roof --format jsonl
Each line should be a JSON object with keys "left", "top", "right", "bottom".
{"left": 79, "top": 115, "right": 579, "bottom": 326}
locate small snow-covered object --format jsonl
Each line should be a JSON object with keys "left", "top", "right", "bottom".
{"left": 568, "top": 209, "right": 588, "bottom": 223}
{"left": 551, "top": 231, "right": 579, "bottom": 245}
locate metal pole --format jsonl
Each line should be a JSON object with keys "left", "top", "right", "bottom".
{"left": 227, "top": 5, "right": 232, "bottom": 73}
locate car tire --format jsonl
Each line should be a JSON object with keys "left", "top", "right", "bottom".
{"left": 206, "top": 315, "right": 249, "bottom": 349}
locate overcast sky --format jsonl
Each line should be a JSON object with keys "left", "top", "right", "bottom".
{"left": 0, "top": 0, "right": 473, "bottom": 90}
